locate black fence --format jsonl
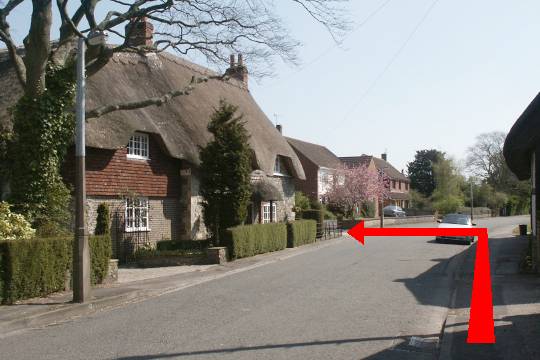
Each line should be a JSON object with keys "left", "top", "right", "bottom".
{"left": 113, "top": 211, "right": 151, "bottom": 264}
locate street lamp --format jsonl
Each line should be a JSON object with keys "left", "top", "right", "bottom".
{"left": 73, "top": 31, "right": 107, "bottom": 303}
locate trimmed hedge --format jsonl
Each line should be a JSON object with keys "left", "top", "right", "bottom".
{"left": 301, "top": 210, "right": 324, "bottom": 238}
{"left": 287, "top": 220, "right": 317, "bottom": 248}
{"left": 227, "top": 223, "right": 287, "bottom": 259}
{"left": 89, "top": 235, "right": 112, "bottom": 285}
{"left": 0, "top": 234, "right": 112, "bottom": 304}
{"left": 0, "top": 236, "right": 71, "bottom": 304}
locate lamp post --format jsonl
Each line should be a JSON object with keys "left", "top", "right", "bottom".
{"left": 73, "top": 32, "right": 106, "bottom": 303}
{"left": 470, "top": 179, "right": 474, "bottom": 222}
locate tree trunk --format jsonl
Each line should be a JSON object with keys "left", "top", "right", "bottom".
{"left": 23, "top": 0, "right": 52, "bottom": 97}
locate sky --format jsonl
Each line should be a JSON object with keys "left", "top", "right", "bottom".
{"left": 5, "top": 0, "right": 540, "bottom": 173}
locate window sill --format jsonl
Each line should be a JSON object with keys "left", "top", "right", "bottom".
{"left": 126, "top": 155, "right": 150, "bottom": 161}
{"left": 125, "top": 228, "right": 151, "bottom": 233}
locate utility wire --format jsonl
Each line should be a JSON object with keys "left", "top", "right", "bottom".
{"left": 334, "top": 0, "right": 441, "bottom": 132}
{"left": 266, "top": 0, "right": 393, "bottom": 88}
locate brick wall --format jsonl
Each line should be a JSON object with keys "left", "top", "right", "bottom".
{"left": 64, "top": 133, "right": 182, "bottom": 197}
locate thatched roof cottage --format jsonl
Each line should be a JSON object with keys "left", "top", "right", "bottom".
{"left": 0, "top": 19, "right": 305, "bottom": 258}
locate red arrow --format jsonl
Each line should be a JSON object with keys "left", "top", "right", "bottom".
{"left": 347, "top": 221, "right": 495, "bottom": 344}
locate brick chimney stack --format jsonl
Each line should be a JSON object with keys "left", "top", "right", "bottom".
{"left": 381, "top": 153, "right": 387, "bottom": 161}
{"left": 125, "top": 17, "right": 154, "bottom": 47}
{"left": 225, "top": 54, "right": 248, "bottom": 89}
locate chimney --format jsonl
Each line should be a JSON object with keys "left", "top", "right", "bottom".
{"left": 381, "top": 153, "right": 387, "bottom": 161}
{"left": 225, "top": 54, "right": 249, "bottom": 88}
{"left": 125, "top": 17, "right": 154, "bottom": 47}
{"left": 276, "top": 124, "right": 282, "bottom": 134}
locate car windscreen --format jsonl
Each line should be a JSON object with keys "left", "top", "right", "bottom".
{"left": 442, "top": 214, "right": 470, "bottom": 225}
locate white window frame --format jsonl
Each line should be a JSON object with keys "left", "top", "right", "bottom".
{"left": 127, "top": 132, "right": 149, "bottom": 160}
{"left": 262, "top": 202, "right": 277, "bottom": 223}
{"left": 125, "top": 197, "right": 150, "bottom": 232}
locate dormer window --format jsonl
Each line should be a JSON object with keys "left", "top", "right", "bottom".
{"left": 274, "top": 156, "right": 289, "bottom": 176}
{"left": 127, "top": 133, "right": 149, "bottom": 160}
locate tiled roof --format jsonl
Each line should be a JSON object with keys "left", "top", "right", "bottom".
{"left": 339, "top": 155, "right": 409, "bottom": 182}
{"left": 286, "top": 137, "right": 342, "bottom": 169}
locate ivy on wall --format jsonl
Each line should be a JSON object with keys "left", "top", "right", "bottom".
{"left": 8, "top": 63, "right": 76, "bottom": 231}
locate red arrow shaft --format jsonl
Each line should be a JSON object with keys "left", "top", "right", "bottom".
{"left": 362, "top": 227, "right": 487, "bottom": 237}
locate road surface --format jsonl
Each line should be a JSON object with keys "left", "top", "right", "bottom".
{"left": 0, "top": 216, "right": 528, "bottom": 359}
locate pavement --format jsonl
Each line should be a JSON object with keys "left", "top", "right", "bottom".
{"left": 0, "top": 215, "right": 536, "bottom": 360}
{"left": 438, "top": 226, "right": 540, "bottom": 359}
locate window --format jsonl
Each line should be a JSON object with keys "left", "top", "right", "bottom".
{"left": 127, "top": 133, "right": 149, "bottom": 160}
{"left": 405, "top": 183, "right": 409, "bottom": 190}
{"left": 125, "top": 197, "right": 149, "bottom": 231}
{"left": 392, "top": 180, "right": 396, "bottom": 189}
{"left": 262, "top": 202, "right": 277, "bottom": 223}
{"left": 399, "top": 181, "right": 402, "bottom": 190}
{"left": 273, "top": 156, "right": 289, "bottom": 176}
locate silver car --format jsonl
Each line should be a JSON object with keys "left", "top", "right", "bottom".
{"left": 383, "top": 205, "right": 406, "bottom": 217}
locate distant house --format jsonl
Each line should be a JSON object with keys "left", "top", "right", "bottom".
{"left": 340, "top": 153, "right": 411, "bottom": 209}
{"left": 285, "top": 135, "right": 342, "bottom": 202}
{"left": 503, "top": 92, "right": 540, "bottom": 271}
{"left": 0, "top": 18, "right": 305, "bottom": 258}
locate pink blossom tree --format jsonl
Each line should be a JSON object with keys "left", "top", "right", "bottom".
{"left": 324, "top": 164, "right": 389, "bottom": 217}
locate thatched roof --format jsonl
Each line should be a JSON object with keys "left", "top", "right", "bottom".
{"left": 252, "top": 179, "right": 283, "bottom": 201}
{"left": 0, "top": 49, "right": 305, "bottom": 180}
{"left": 286, "top": 137, "right": 342, "bottom": 169}
{"left": 503, "top": 92, "right": 540, "bottom": 180}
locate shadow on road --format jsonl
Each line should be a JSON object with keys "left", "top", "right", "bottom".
{"left": 394, "top": 236, "right": 538, "bottom": 308}
{"left": 114, "top": 333, "right": 440, "bottom": 359}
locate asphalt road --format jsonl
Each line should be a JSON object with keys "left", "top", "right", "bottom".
{"left": 0, "top": 216, "right": 528, "bottom": 360}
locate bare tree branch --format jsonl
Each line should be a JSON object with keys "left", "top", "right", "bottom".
{"left": 0, "top": 0, "right": 26, "bottom": 86}
{"left": 85, "top": 75, "right": 227, "bottom": 119}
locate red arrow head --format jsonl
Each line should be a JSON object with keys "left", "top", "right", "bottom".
{"left": 348, "top": 220, "right": 365, "bottom": 245}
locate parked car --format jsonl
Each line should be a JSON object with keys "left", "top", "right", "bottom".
{"left": 435, "top": 213, "right": 477, "bottom": 245}
{"left": 383, "top": 205, "right": 406, "bottom": 217}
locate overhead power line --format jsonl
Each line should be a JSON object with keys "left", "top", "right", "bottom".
{"left": 335, "top": 0, "right": 442, "bottom": 132}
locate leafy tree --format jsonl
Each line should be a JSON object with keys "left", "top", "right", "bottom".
{"left": 294, "top": 192, "right": 310, "bottom": 213}
{"left": 199, "top": 101, "right": 252, "bottom": 245}
{"left": 431, "top": 157, "right": 465, "bottom": 214}
{"left": 407, "top": 149, "right": 444, "bottom": 197}
{"left": 0, "top": 0, "right": 348, "bottom": 232}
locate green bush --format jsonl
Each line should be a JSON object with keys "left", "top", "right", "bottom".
{"left": 294, "top": 192, "right": 310, "bottom": 213}
{"left": 0, "top": 234, "right": 111, "bottom": 303}
{"left": 287, "top": 220, "right": 317, "bottom": 248}
{"left": 89, "top": 235, "right": 112, "bottom": 285}
{"left": 301, "top": 209, "right": 324, "bottom": 238}
{"left": 0, "top": 202, "right": 35, "bottom": 241}
{"left": 227, "top": 223, "right": 287, "bottom": 259}
{"left": 0, "top": 236, "right": 71, "bottom": 304}
{"left": 94, "top": 203, "right": 110, "bottom": 235}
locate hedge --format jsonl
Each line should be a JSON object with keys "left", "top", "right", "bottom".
{"left": 0, "top": 234, "right": 111, "bottom": 304}
{"left": 227, "top": 223, "right": 287, "bottom": 259}
{"left": 287, "top": 220, "right": 317, "bottom": 248}
{"left": 89, "top": 235, "right": 112, "bottom": 285}
{"left": 301, "top": 210, "right": 324, "bottom": 238}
